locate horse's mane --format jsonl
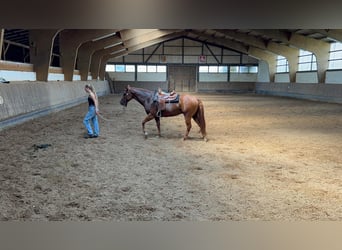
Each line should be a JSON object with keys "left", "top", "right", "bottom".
{"left": 130, "top": 86, "right": 153, "bottom": 93}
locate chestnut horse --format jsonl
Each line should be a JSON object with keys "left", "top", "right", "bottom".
{"left": 120, "top": 85, "right": 207, "bottom": 141}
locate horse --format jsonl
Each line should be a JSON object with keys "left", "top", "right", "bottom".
{"left": 120, "top": 85, "right": 207, "bottom": 141}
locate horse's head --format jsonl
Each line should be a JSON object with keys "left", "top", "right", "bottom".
{"left": 120, "top": 85, "right": 133, "bottom": 107}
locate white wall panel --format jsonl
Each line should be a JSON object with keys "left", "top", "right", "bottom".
{"left": 275, "top": 73, "right": 290, "bottom": 83}
{"left": 206, "top": 56, "right": 218, "bottom": 64}
{"left": 184, "top": 56, "right": 199, "bottom": 64}
{"left": 0, "top": 70, "right": 36, "bottom": 81}
{"left": 124, "top": 54, "right": 143, "bottom": 63}
{"left": 231, "top": 73, "right": 257, "bottom": 82}
{"left": 199, "top": 73, "right": 227, "bottom": 82}
{"left": 296, "top": 72, "right": 318, "bottom": 83}
{"left": 164, "top": 46, "right": 182, "bottom": 55}
{"left": 137, "top": 72, "right": 166, "bottom": 81}
{"left": 222, "top": 56, "right": 241, "bottom": 64}
{"left": 257, "top": 60, "right": 270, "bottom": 82}
{"left": 108, "top": 72, "right": 135, "bottom": 81}
{"left": 325, "top": 70, "right": 342, "bottom": 84}
{"left": 184, "top": 46, "right": 202, "bottom": 55}
{"left": 164, "top": 55, "right": 182, "bottom": 64}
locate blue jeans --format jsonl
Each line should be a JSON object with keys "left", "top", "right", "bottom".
{"left": 83, "top": 106, "right": 99, "bottom": 136}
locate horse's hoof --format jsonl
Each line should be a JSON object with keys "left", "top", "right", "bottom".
{"left": 203, "top": 137, "right": 208, "bottom": 142}
{"left": 144, "top": 132, "right": 148, "bottom": 139}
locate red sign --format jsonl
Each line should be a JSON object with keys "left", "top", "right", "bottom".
{"left": 199, "top": 55, "right": 206, "bottom": 63}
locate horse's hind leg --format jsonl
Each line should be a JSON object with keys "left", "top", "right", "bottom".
{"left": 192, "top": 115, "right": 208, "bottom": 141}
{"left": 192, "top": 116, "right": 201, "bottom": 133}
{"left": 154, "top": 117, "right": 161, "bottom": 137}
{"left": 183, "top": 114, "right": 192, "bottom": 140}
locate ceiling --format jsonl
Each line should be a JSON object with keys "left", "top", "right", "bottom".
{"left": 1, "top": 29, "right": 340, "bottom": 66}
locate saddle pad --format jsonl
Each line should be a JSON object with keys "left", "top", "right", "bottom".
{"left": 161, "top": 94, "right": 179, "bottom": 103}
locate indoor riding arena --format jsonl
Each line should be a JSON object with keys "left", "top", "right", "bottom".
{"left": 0, "top": 29, "right": 342, "bottom": 221}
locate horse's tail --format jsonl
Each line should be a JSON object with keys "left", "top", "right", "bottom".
{"left": 195, "top": 98, "right": 207, "bottom": 141}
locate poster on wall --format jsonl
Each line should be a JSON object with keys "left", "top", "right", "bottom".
{"left": 199, "top": 55, "right": 206, "bottom": 63}
{"left": 160, "top": 55, "right": 167, "bottom": 63}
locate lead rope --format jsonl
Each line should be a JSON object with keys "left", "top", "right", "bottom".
{"left": 97, "top": 107, "right": 126, "bottom": 122}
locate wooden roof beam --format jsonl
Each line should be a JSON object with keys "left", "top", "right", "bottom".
{"left": 59, "top": 29, "right": 117, "bottom": 81}
{"left": 97, "top": 31, "right": 185, "bottom": 80}
{"left": 216, "top": 29, "right": 299, "bottom": 82}
{"left": 190, "top": 30, "right": 277, "bottom": 82}
{"left": 29, "top": 29, "right": 60, "bottom": 81}
{"left": 121, "top": 29, "right": 181, "bottom": 49}
{"left": 77, "top": 35, "right": 122, "bottom": 80}
{"left": 252, "top": 29, "right": 330, "bottom": 83}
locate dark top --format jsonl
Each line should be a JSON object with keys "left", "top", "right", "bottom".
{"left": 88, "top": 96, "right": 95, "bottom": 107}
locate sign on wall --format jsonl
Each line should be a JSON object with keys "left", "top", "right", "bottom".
{"left": 160, "top": 55, "right": 167, "bottom": 63}
{"left": 199, "top": 55, "right": 206, "bottom": 63}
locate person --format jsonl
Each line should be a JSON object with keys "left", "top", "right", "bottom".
{"left": 83, "top": 84, "right": 100, "bottom": 138}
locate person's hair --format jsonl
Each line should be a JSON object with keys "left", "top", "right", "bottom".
{"left": 85, "top": 84, "right": 96, "bottom": 93}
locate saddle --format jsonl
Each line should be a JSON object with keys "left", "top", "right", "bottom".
{"left": 153, "top": 90, "right": 180, "bottom": 116}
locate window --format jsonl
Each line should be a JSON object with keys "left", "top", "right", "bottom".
{"left": 298, "top": 49, "right": 317, "bottom": 71}
{"left": 137, "top": 64, "right": 167, "bottom": 81}
{"left": 230, "top": 66, "right": 239, "bottom": 73}
{"left": 115, "top": 64, "right": 125, "bottom": 72}
{"left": 126, "top": 65, "right": 135, "bottom": 72}
{"left": 208, "top": 66, "right": 218, "bottom": 73}
{"left": 157, "top": 65, "right": 166, "bottom": 72}
{"left": 105, "top": 64, "right": 115, "bottom": 72}
{"left": 147, "top": 65, "right": 156, "bottom": 72}
{"left": 137, "top": 65, "right": 147, "bottom": 72}
{"left": 218, "top": 66, "right": 228, "bottom": 73}
{"left": 249, "top": 66, "right": 258, "bottom": 73}
{"left": 229, "top": 65, "right": 258, "bottom": 73}
{"left": 329, "top": 42, "right": 342, "bottom": 69}
{"left": 239, "top": 66, "right": 249, "bottom": 73}
{"left": 199, "top": 66, "right": 209, "bottom": 73}
{"left": 276, "top": 55, "right": 289, "bottom": 73}
{"left": 105, "top": 64, "right": 136, "bottom": 72}
{"left": 137, "top": 64, "right": 166, "bottom": 73}
{"left": 199, "top": 65, "right": 228, "bottom": 73}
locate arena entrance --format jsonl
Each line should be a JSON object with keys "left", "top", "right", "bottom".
{"left": 168, "top": 65, "right": 197, "bottom": 92}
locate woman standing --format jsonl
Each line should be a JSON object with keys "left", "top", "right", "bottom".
{"left": 83, "top": 84, "right": 100, "bottom": 138}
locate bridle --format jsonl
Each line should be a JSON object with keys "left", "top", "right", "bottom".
{"left": 121, "top": 89, "right": 130, "bottom": 107}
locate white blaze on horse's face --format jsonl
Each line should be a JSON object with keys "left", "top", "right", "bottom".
{"left": 120, "top": 91, "right": 128, "bottom": 106}
{"left": 120, "top": 89, "right": 134, "bottom": 107}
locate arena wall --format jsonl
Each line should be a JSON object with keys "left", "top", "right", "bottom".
{"left": 1, "top": 79, "right": 340, "bottom": 132}
{"left": 0, "top": 80, "right": 110, "bottom": 130}
{"left": 197, "top": 82, "right": 255, "bottom": 93}
{"left": 112, "top": 81, "right": 169, "bottom": 93}
{"left": 113, "top": 80, "right": 342, "bottom": 104}
{"left": 255, "top": 82, "right": 342, "bottom": 104}
{"left": 112, "top": 81, "right": 255, "bottom": 94}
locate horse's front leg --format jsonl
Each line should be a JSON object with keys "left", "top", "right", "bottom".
{"left": 142, "top": 113, "right": 155, "bottom": 139}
